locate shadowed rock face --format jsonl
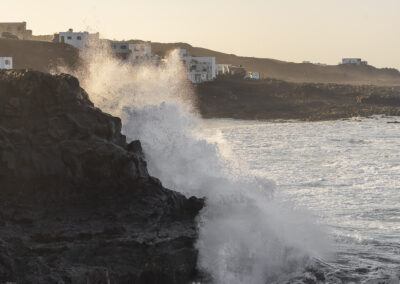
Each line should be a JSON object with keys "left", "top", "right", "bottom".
{"left": 0, "top": 70, "right": 204, "bottom": 284}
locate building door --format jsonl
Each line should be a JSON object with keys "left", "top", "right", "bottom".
{"left": 61, "top": 36, "right": 65, "bottom": 43}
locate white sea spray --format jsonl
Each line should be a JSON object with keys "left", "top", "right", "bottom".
{"left": 60, "top": 45, "right": 330, "bottom": 284}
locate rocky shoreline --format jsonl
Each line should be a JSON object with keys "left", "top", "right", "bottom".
{"left": 196, "top": 77, "right": 400, "bottom": 121}
{"left": 0, "top": 70, "right": 203, "bottom": 283}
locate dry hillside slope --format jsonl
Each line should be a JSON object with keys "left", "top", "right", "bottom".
{"left": 0, "top": 39, "right": 79, "bottom": 72}
{"left": 148, "top": 42, "right": 400, "bottom": 86}
{"left": 2, "top": 38, "right": 400, "bottom": 86}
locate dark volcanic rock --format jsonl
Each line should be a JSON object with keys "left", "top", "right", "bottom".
{"left": 196, "top": 77, "right": 400, "bottom": 121}
{"left": 0, "top": 70, "right": 204, "bottom": 283}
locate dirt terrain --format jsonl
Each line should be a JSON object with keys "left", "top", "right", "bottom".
{"left": 0, "top": 39, "right": 79, "bottom": 72}
{"left": 2, "top": 38, "right": 400, "bottom": 86}
{"left": 149, "top": 42, "right": 400, "bottom": 86}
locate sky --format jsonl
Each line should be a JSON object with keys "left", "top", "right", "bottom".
{"left": 4, "top": 0, "right": 400, "bottom": 69}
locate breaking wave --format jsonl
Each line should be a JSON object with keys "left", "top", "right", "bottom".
{"left": 62, "top": 46, "right": 330, "bottom": 283}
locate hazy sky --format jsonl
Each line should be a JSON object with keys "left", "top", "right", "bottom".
{"left": 5, "top": 0, "right": 400, "bottom": 69}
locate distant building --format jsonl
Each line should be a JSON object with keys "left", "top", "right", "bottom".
{"left": 342, "top": 58, "right": 368, "bottom": 65}
{"left": 178, "top": 49, "right": 216, "bottom": 84}
{"left": 228, "top": 66, "right": 246, "bottom": 77}
{"left": 110, "top": 41, "right": 131, "bottom": 60}
{"left": 302, "top": 61, "right": 327, "bottom": 66}
{"left": 129, "top": 42, "right": 152, "bottom": 63}
{"left": 248, "top": 71, "right": 260, "bottom": 80}
{"left": 57, "top": 29, "right": 100, "bottom": 50}
{"left": 107, "top": 41, "right": 153, "bottom": 63}
{"left": 0, "top": 57, "right": 13, "bottom": 69}
{"left": 0, "top": 22, "right": 32, "bottom": 40}
{"left": 178, "top": 49, "right": 188, "bottom": 58}
{"left": 217, "top": 64, "right": 232, "bottom": 75}
{"left": 187, "top": 57, "right": 217, "bottom": 83}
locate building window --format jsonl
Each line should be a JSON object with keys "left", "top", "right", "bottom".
{"left": 67, "top": 36, "right": 72, "bottom": 40}
{"left": 77, "top": 36, "right": 82, "bottom": 40}
{"left": 5, "top": 60, "right": 10, "bottom": 65}
{"left": 121, "top": 45, "right": 127, "bottom": 49}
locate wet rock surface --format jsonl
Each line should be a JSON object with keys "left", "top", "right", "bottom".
{"left": 0, "top": 70, "right": 204, "bottom": 284}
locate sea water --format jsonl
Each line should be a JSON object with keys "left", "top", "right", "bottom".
{"left": 202, "top": 117, "right": 400, "bottom": 283}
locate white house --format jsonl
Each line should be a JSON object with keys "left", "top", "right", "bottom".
{"left": 178, "top": 49, "right": 216, "bottom": 84}
{"left": 187, "top": 57, "right": 216, "bottom": 83}
{"left": 342, "top": 58, "right": 368, "bottom": 65}
{"left": 0, "top": 57, "right": 12, "bottom": 69}
{"left": 58, "top": 29, "right": 99, "bottom": 50}
{"left": 129, "top": 42, "right": 151, "bottom": 63}
{"left": 110, "top": 41, "right": 131, "bottom": 60}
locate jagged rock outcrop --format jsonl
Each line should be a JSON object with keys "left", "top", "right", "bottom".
{"left": 0, "top": 70, "right": 204, "bottom": 283}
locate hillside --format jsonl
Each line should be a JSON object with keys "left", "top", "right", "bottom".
{"left": 196, "top": 77, "right": 400, "bottom": 121}
{"left": 0, "top": 38, "right": 79, "bottom": 72}
{"left": 2, "top": 38, "right": 400, "bottom": 86}
{"left": 148, "top": 42, "right": 400, "bottom": 86}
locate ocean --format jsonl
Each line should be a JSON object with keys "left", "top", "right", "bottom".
{"left": 202, "top": 116, "right": 400, "bottom": 283}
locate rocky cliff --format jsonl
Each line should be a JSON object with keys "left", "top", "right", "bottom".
{"left": 196, "top": 77, "right": 400, "bottom": 121}
{"left": 0, "top": 70, "right": 203, "bottom": 283}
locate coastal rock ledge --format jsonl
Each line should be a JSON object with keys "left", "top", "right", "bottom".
{"left": 0, "top": 70, "right": 204, "bottom": 284}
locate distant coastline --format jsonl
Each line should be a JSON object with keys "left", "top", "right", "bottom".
{"left": 2, "top": 38, "right": 400, "bottom": 122}
{"left": 196, "top": 77, "right": 400, "bottom": 121}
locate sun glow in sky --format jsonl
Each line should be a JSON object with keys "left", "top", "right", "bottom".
{"left": 5, "top": 0, "right": 400, "bottom": 69}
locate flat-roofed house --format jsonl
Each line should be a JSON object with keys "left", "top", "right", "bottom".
{"left": 0, "top": 57, "right": 13, "bottom": 70}
{"left": 342, "top": 58, "right": 368, "bottom": 65}
{"left": 110, "top": 41, "right": 131, "bottom": 60}
{"left": 0, "top": 22, "right": 32, "bottom": 40}
{"left": 129, "top": 42, "right": 151, "bottom": 63}
{"left": 177, "top": 49, "right": 216, "bottom": 83}
{"left": 57, "top": 29, "right": 100, "bottom": 50}
{"left": 187, "top": 57, "right": 216, "bottom": 83}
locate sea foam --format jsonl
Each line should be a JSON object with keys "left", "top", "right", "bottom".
{"left": 64, "top": 46, "right": 329, "bottom": 284}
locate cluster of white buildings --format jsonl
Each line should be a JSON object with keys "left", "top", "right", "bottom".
{"left": 0, "top": 23, "right": 263, "bottom": 83}
{"left": 54, "top": 29, "right": 152, "bottom": 65}
{"left": 302, "top": 58, "right": 369, "bottom": 66}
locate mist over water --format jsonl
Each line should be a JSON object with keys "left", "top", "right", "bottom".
{"left": 66, "top": 47, "right": 329, "bottom": 283}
